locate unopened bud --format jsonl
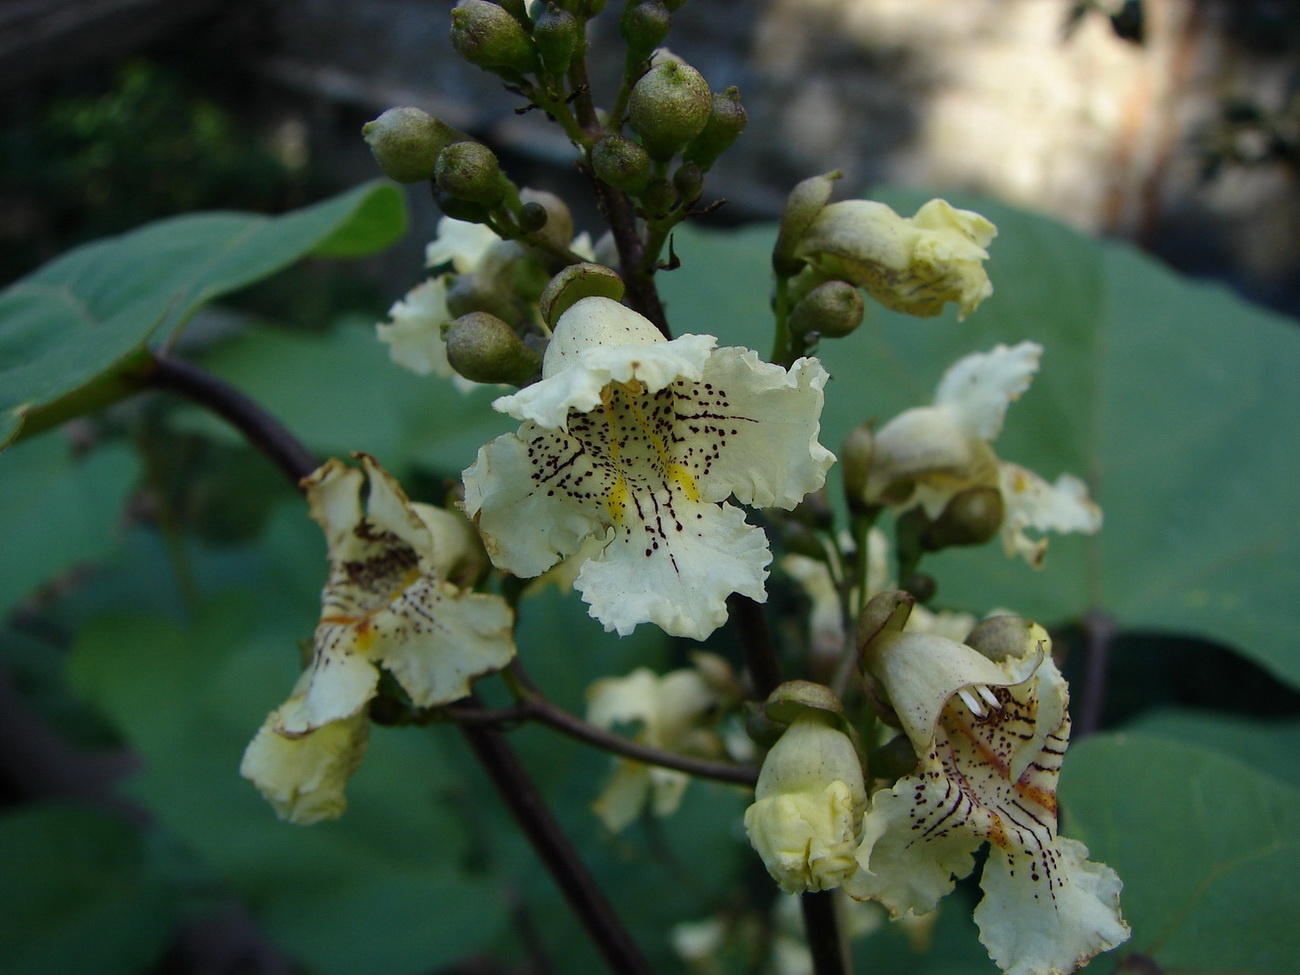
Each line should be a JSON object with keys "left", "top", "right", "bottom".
{"left": 641, "top": 177, "right": 676, "bottom": 215}
{"left": 443, "top": 312, "right": 543, "bottom": 385}
{"left": 362, "top": 107, "right": 468, "bottom": 184}
{"left": 591, "top": 134, "right": 652, "bottom": 193}
{"left": 773, "top": 170, "right": 841, "bottom": 276}
{"left": 446, "top": 273, "right": 524, "bottom": 323}
{"left": 533, "top": 4, "right": 580, "bottom": 76}
{"left": 672, "top": 160, "right": 704, "bottom": 205}
{"left": 856, "top": 590, "right": 913, "bottom": 659}
{"left": 432, "top": 185, "right": 492, "bottom": 224}
{"left": 518, "top": 188, "right": 574, "bottom": 252}
{"left": 539, "top": 262, "right": 625, "bottom": 327}
{"left": 684, "top": 87, "right": 747, "bottom": 170}
{"left": 840, "top": 422, "right": 874, "bottom": 515}
{"left": 518, "top": 201, "right": 548, "bottom": 234}
{"left": 450, "top": 0, "right": 538, "bottom": 75}
{"left": 628, "top": 59, "right": 712, "bottom": 160}
{"left": 620, "top": 1, "right": 671, "bottom": 66}
{"left": 762, "top": 680, "right": 846, "bottom": 728}
{"left": 436, "top": 141, "right": 507, "bottom": 208}
{"left": 788, "top": 280, "right": 864, "bottom": 340}
{"left": 922, "top": 486, "right": 1005, "bottom": 550}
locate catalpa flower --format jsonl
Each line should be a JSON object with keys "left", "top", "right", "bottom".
{"left": 858, "top": 341, "right": 1101, "bottom": 567}
{"left": 275, "top": 453, "right": 515, "bottom": 737}
{"left": 846, "top": 592, "right": 1130, "bottom": 975}
{"left": 376, "top": 276, "right": 459, "bottom": 380}
{"left": 462, "top": 296, "right": 834, "bottom": 639}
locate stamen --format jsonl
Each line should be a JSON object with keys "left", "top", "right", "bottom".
{"left": 977, "top": 684, "right": 1002, "bottom": 710}
{"left": 957, "top": 688, "right": 986, "bottom": 717}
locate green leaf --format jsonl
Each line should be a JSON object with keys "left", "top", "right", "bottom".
{"left": 0, "top": 435, "right": 139, "bottom": 617}
{"left": 1128, "top": 707, "right": 1300, "bottom": 790}
{"left": 0, "top": 182, "right": 406, "bottom": 448}
{"left": 66, "top": 593, "right": 505, "bottom": 975}
{"left": 661, "top": 201, "right": 1300, "bottom": 689}
{"left": 1063, "top": 732, "right": 1300, "bottom": 974}
{"left": 0, "top": 803, "right": 179, "bottom": 975}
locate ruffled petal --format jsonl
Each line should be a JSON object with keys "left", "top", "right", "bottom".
{"left": 278, "top": 626, "right": 380, "bottom": 734}
{"left": 376, "top": 277, "right": 453, "bottom": 377}
{"left": 934, "top": 342, "right": 1041, "bottom": 441}
{"left": 462, "top": 426, "right": 611, "bottom": 577}
{"left": 678, "top": 349, "right": 834, "bottom": 509}
{"left": 976, "top": 835, "right": 1130, "bottom": 975}
{"left": 592, "top": 760, "right": 652, "bottom": 832}
{"left": 575, "top": 499, "right": 769, "bottom": 640}
{"left": 425, "top": 217, "right": 499, "bottom": 272}
{"left": 745, "top": 782, "right": 863, "bottom": 895}
{"left": 999, "top": 463, "right": 1102, "bottom": 569}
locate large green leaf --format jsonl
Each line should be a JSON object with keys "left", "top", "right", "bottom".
{"left": 0, "top": 182, "right": 406, "bottom": 448}
{"left": 66, "top": 592, "right": 505, "bottom": 975}
{"left": 660, "top": 201, "right": 1300, "bottom": 689}
{"left": 1063, "top": 732, "right": 1300, "bottom": 973}
{"left": 0, "top": 804, "right": 180, "bottom": 975}
{"left": 1128, "top": 707, "right": 1300, "bottom": 790}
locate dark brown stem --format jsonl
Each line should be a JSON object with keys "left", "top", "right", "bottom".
{"left": 1076, "top": 610, "right": 1116, "bottom": 738}
{"left": 457, "top": 700, "right": 655, "bottom": 975}
{"left": 728, "top": 592, "right": 783, "bottom": 699}
{"left": 446, "top": 698, "right": 758, "bottom": 788}
{"left": 146, "top": 354, "right": 318, "bottom": 488}
{"left": 800, "top": 891, "right": 849, "bottom": 975}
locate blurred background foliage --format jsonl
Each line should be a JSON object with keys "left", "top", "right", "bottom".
{"left": 2, "top": 1, "right": 1299, "bottom": 974}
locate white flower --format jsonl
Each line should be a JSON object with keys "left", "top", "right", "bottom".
{"left": 462, "top": 296, "right": 835, "bottom": 640}
{"left": 376, "top": 277, "right": 455, "bottom": 378}
{"left": 425, "top": 216, "right": 501, "bottom": 272}
{"left": 744, "top": 712, "right": 867, "bottom": 895}
{"left": 586, "top": 666, "right": 722, "bottom": 832}
{"left": 276, "top": 453, "right": 515, "bottom": 736}
{"left": 846, "top": 594, "right": 1130, "bottom": 975}
{"left": 795, "top": 198, "right": 997, "bottom": 320}
{"left": 862, "top": 342, "right": 1101, "bottom": 568}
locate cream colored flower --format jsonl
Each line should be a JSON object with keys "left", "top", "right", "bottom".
{"left": 862, "top": 342, "right": 1101, "bottom": 567}
{"left": 744, "top": 712, "right": 866, "bottom": 895}
{"left": 462, "top": 296, "right": 834, "bottom": 639}
{"left": 425, "top": 216, "right": 501, "bottom": 272}
{"left": 795, "top": 198, "right": 996, "bottom": 320}
{"left": 586, "top": 665, "right": 723, "bottom": 831}
{"left": 846, "top": 593, "right": 1130, "bottom": 975}
{"left": 376, "top": 277, "right": 456, "bottom": 378}
{"left": 275, "top": 453, "right": 515, "bottom": 736}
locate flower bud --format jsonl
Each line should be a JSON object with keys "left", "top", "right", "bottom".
{"left": 435, "top": 141, "right": 507, "bottom": 208}
{"left": 362, "top": 107, "right": 469, "bottom": 184}
{"left": 591, "top": 134, "right": 652, "bottom": 193}
{"left": 788, "top": 280, "right": 864, "bottom": 340}
{"left": 921, "top": 485, "right": 1005, "bottom": 550}
{"left": 773, "top": 171, "right": 841, "bottom": 276}
{"left": 672, "top": 159, "right": 704, "bottom": 205}
{"left": 518, "top": 187, "right": 574, "bottom": 253}
{"left": 450, "top": 0, "right": 538, "bottom": 75}
{"left": 628, "top": 59, "right": 713, "bottom": 160}
{"left": 518, "top": 201, "right": 549, "bottom": 234}
{"left": 620, "top": 0, "right": 672, "bottom": 66}
{"left": 446, "top": 273, "right": 525, "bottom": 323}
{"left": 533, "top": 3, "right": 580, "bottom": 76}
{"left": 684, "top": 87, "right": 748, "bottom": 170}
{"left": 840, "top": 422, "right": 875, "bottom": 515}
{"left": 641, "top": 177, "right": 676, "bottom": 215}
{"left": 443, "top": 312, "right": 543, "bottom": 386}
{"left": 539, "top": 262, "right": 625, "bottom": 327}
{"left": 743, "top": 711, "right": 867, "bottom": 894}
{"left": 431, "top": 185, "right": 492, "bottom": 224}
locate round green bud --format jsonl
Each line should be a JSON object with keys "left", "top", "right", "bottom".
{"left": 431, "top": 184, "right": 492, "bottom": 223}
{"left": 620, "top": 0, "right": 671, "bottom": 66}
{"left": 518, "top": 201, "right": 549, "bottom": 234}
{"left": 539, "top": 262, "right": 625, "bottom": 327}
{"left": 435, "top": 141, "right": 507, "bottom": 207}
{"left": 443, "top": 312, "right": 543, "bottom": 386}
{"left": 518, "top": 187, "right": 574, "bottom": 253}
{"left": 641, "top": 176, "right": 676, "bottom": 216}
{"left": 533, "top": 4, "right": 580, "bottom": 76}
{"left": 684, "top": 87, "right": 748, "bottom": 170}
{"left": 628, "top": 59, "right": 713, "bottom": 160}
{"left": 856, "top": 589, "right": 914, "bottom": 659}
{"left": 672, "top": 160, "right": 704, "bottom": 206}
{"left": 362, "top": 107, "right": 468, "bottom": 184}
{"left": 788, "top": 280, "right": 864, "bottom": 339}
{"left": 592, "top": 135, "right": 652, "bottom": 193}
{"left": 450, "top": 0, "right": 537, "bottom": 75}
{"left": 921, "top": 486, "right": 1005, "bottom": 550}
{"left": 773, "top": 170, "right": 842, "bottom": 276}
{"left": 763, "top": 679, "right": 846, "bottom": 726}
{"left": 446, "top": 271, "right": 525, "bottom": 323}
{"left": 965, "top": 615, "right": 1050, "bottom": 665}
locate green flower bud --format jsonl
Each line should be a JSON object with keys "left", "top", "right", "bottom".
{"left": 443, "top": 312, "right": 543, "bottom": 386}
{"left": 446, "top": 273, "right": 525, "bottom": 323}
{"left": 856, "top": 590, "right": 914, "bottom": 659}
{"left": 628, "top": 59, "right": 712, "bottom": 160}
{"left": 518, "top": 201, "right": 549, "bottom": 234}
{"left": 591, "top": 134, "right": 652, "bottom": 193}
{"left": 450, "top": 0, "right": 537, "bottom": 75}
{"left": 362, "top": 107, "right": 469, "bottom": 184}
{"left": 431, "top": 185, "right": 492, "bottom": 224}
{"left": 921, "top": 485, "right": 1005, "bottom": 551}
{"left": 773, "top": 170, "right": 841, "bottom": 276}
{"left": 518, "top": 187, "right": 574, "bottom": 253}
{"left": 641, "top": 176, "right": 676, "bottom": 216}
{"left": 672, "top": 159, "right": 704, "bottom": 206}
{"left": 762, "top": 680, "right": 847, "bottom": 727}
{"left": 620, "top": 0, "right": 671, "bottom": 66}
{"left": 539, "top": 262, "right": 625, "bottom": 327}
{"left": 533, "top": 4, "right": 580, "bottom": 76}
{"left": 965, "top": 615, "right": 1050, "bottom": 665}
{"left": 840, "top": 422, "right": 875, "bottom": 515}
{"left": 435, "top": 141, "right": 507, "bottom": 208}
{"left": 787, "top": 280, "right": 864, "bottom": 340}
{"left": 684, "top": 87, "right": 748, "bottom": 170}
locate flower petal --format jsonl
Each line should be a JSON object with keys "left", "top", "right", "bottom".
{"left": 999, "top": 463, "right": 1102, "bottom": 568}
{"left": 425, "top": 217, "right": 499, "bottom": 272}
{"left": 462, "top": 426, "right": 610, "bottom": 577}
{"left": 679, "top": 349, "right": 835, "bottom": 509}
{"left": 575, "top": 499, "right": 769, "bottom": 640}
{"left": 376, "top": 277, "right": 453, "bottom": 377}
{"left": 277, "top": 627, "right": 380, "bottom": 734}
{"left": 241, "top": 705, "right": 369, "bottom": 825}
{"left": 934, "top": 342, "right": 1041, "bottom": 442}
{"left": 592, "top": 760, "right": 653, "bottom": 832}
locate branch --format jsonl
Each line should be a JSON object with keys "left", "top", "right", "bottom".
{"left": 800, "top": 891, "right": 850, "bottom": 975}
